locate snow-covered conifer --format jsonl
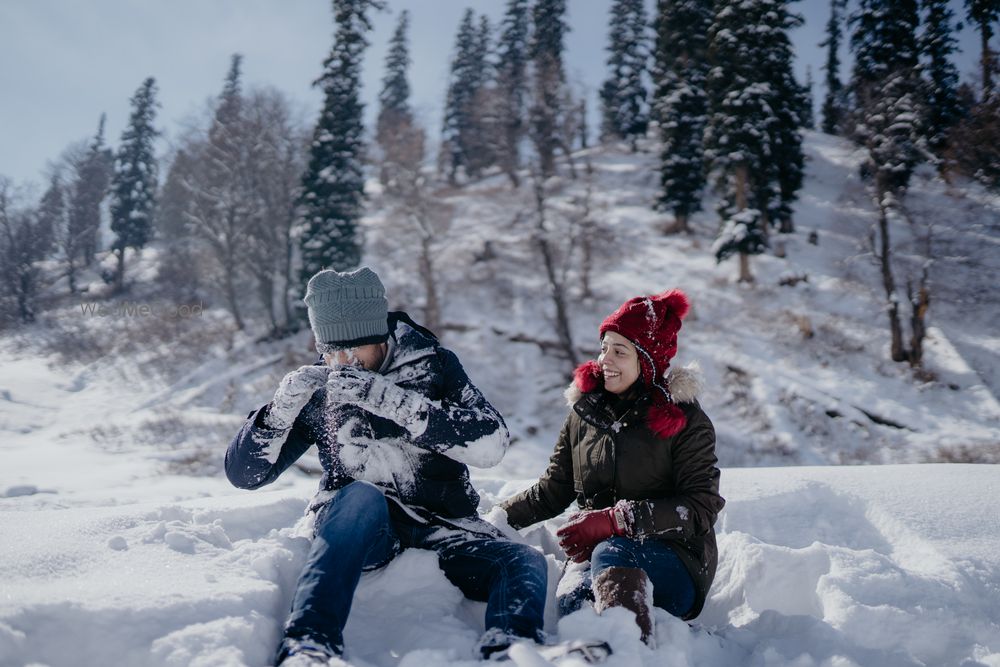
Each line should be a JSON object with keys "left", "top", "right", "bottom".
{"left": 849, "top": 0, "right": 922, "bottom": 193}
{"left": 298, "top": 0, "right": 382, "bottom": 287}
{"left": 599, "top": 0, "right": 649, "bottom": 148}
{"left": 706, "top": 0, "right": 803, "bottom": 276}
{"left": 68, "top": 115, "right": 113, "bottom": 272}
{"left": 376, "top": 10, "right": 413, "bottom": 151}
{"left": 964, "top": 0, "right": 999, "bottom": 97}
{"left": 493, "top": 0, "right": 531, "bottom": 187}
{"left": 820, "top": 0, "right": 847, "bottom": 134}
{"left": 652, "top": 0, "right": 711, "bottom": 233}
{"left": 109, "top": 76, "right": 159, "bottom": 293}
{"left": 529, "top": 0, "right": 569, "bottom": 178}
{"left": 377, "top": 11, "right": 423, "bottom": 189}
{"left": 441, "top": 9, "right": 492, "bottom": 182}
{"left": 921, "top": 0, "right": 962, "bottom": 158}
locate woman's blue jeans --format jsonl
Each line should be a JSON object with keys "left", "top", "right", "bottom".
{"left": 558, "top": 535, "right": 696, "bottom": 618}
{"left": 279, "top": 481, "right": 547, "bottom": 657}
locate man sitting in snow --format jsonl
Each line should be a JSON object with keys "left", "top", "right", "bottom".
{"left": 225, "top": 267, "right": 547, "bottom": 666}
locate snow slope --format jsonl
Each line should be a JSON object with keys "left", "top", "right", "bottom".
{"left": 3, "top": 131, "right": 999, "bottom": 666}
{"left": 3, "top": 340, "right": 1000, "bottom": 667}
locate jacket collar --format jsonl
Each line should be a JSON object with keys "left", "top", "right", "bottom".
{"left": 384, "top": 321, "right": 438, "bottom": 372}
{"left": 564, "top": 361, "right": 703, "bottom": 407}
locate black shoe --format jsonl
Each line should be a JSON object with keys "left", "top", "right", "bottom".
{"left": 275, "top": 638, "right": 342, "bottom": 666}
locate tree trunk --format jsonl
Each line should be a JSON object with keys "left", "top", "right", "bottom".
{"left": 283, "top": 208, "right": 296, "bottom": 330}
{"left": 259, "top": 274, "right": 278, "bottom": 335}
{"left": 533, "top": 179, "right": 578, "bottom": 368}
{"left": 906, "top": 269, "right": 930, "bottom": 368}
{"left": 17, "top": 270, "right": 34, "bottom": 323}
{"left": 734, "top": 165, "right": 749, "bottom": 210}
{"left": 580, "top": 226, "right": 594, "bottom": 299}
{"left": 114, "top": 247, "right": 125, "bottom": 294}
{"left": 665, "top": 213, "right": 690, "bottom": 235}
{"left": 734, "top": 165, "right": 754, "bottom": 283}
{"left": 223, "top": 257, "right": 245, "bottom": 331}
{"left": 67, "top": 259, "right": 77, "bottom": 295}
{"left": 738, "top": 252, "right": 754, "bottom": 283}
{"left": 877, "top": 200, "right": 906, "bottom": 362}
{"left": 981, "top": 19, "right": 994, "bottom": 98}
{"left": 418, "top": 235, "right": 441, "bottom": 335}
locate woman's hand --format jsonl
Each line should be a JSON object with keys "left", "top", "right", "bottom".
{"left": 556, "top": 507, "right": 627, "bottom": 563}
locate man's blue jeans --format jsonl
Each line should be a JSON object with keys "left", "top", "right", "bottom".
{"left": 279, "top": 481, "right": 548, "bottom": 657}
{"left": 558, "top": 535, "right": 696, "bottom": 618}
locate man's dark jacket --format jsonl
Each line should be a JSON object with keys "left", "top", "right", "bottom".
{"left": 225, "top": 317, "right": 509, "bottom": 531}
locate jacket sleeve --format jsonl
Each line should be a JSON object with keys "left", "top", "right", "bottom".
{"left": 627, "top": 418, "right": 725, "bottom": 540}
{"left": 499, "top": 414, "right": 577, "bottom": 529}
{"left": 224, "top": 400, "right": 315, "bottom": 490}
{"left": 407, "top": 348, "right": 510, "bottom": 468}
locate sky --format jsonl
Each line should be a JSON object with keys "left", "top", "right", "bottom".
{"left": 0, "top": 0, "right": 987, "bottom": 189}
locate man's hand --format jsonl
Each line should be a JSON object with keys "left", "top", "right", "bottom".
{"left": 556, "top": 507, "right": 628, "bottom": 563}
{"left": 264, "top": 365, "right": 330, "bottom": 431}
{"left": 326, "top": 367, "right": 429, "bottom": 435}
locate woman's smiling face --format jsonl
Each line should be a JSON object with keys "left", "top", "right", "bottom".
{"left": 598, "top": 331, "right": 641, "bottom": 394}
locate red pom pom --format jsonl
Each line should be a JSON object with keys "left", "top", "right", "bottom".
{"left": 647, "top": 399, "right": 687, "bottom": 438}
{"left": 656, "top": 289, "right": 690, "bottom": 321}
{"left": 573, "top": 360, "right": 603, "bottom": 394}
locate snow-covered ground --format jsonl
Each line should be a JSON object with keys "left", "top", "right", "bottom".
{"left": 3, "top": 354, "right": 999, "bottom": 667}
{"left": 3, "top": 131, "right": 999, "bottom": 666}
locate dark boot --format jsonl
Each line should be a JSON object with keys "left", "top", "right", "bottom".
{"left": 592, "top": 566, "right": 654, "bottom": 645}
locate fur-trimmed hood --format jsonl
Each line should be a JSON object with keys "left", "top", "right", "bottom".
{"left": 563, "top": 361, "right": 704, "bottom": 438}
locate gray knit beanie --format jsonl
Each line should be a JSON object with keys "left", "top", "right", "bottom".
{"left": 303, "top": 267, "right": 389, "bottom": 346}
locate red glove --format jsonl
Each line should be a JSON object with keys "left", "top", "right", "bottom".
{"left": 556, "top": 507, "right": 628, "bottom": 563}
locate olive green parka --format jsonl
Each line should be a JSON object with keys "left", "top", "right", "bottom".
{"left": 500, "top": 363, "right": 725, "bottom": 620}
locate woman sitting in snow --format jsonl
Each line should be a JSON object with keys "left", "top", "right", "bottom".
{"left": 500, "top": 289, "right": 725, "bottom": 645}
{"left": 225, "top": 267, "right": 547, "bottom": 665}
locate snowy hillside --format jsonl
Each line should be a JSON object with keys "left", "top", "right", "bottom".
{"left": 2, "top": 131, "right": 999, "bottom": 666}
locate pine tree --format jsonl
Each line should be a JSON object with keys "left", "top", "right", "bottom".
{"left": 921, "top": 0, "right": 962, "bottom": 159}
{"left": 377, "top": 10, "right": 411, "bottom": 130}
{"left": 376, "top": 10, "right": 421, "bottom": 188}
{"left": 820, "top": 0, "right": 847, "bottom": 134}
{"left": 441, "top": 9, "right": 489, "bottom": 183}
{"left": 189, "top": 54, "right": 253, "bottom": 330}
{"left": 466, "top": 14, "right": 497, "bottom": 177}
{"left": 109, "top": 76, "right": 159, "bottom": 293}
{"left": 849, "top": 0, "right": 922, "bottom": 117}
{"left": 964, "top": 0, "right": 999, "bottom": 97}
{"left": 0, "top": 178, "right": 56, "bottom": 324}
{"left": 652, "top": 0, "right": 712, "bottom": 234}
{"left": 37, "top": 173, "right": 66, "bottom": 257}
{"left": 766, "top": 3, "right": 806, "bottom": 233}
{"left": 68, "top": 115, "right": 113, "bottom": 274}
{"left": 849, "top": 0, "right": 923, "bottom": 193}
{"left": 850, "top": 0, "right": 928, "bottom": 365}
{"left": 530, "top": 0, "right": 569, "bottom": 178}
{"left": 706, "top": 0, "right": 803, "bottom": 278}
{"left": 298, "top": 0, "right": 383, "bottom": 288}
{"left": 802, "top": 66, "right": 817, "bottom": 130}
{"left": 599, "top": 0, "right": 649, "bottom": 148}
{"left": 494, "top": 0, "right": 532, "bottom": 187}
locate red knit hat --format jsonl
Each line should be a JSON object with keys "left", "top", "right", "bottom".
{"left": 572, "top": 289, "right": 691, "bottom": 438}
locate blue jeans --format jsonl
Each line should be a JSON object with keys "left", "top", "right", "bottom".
{"left": 279, "top": 481, "right": 547, "bottom": 658}
{"left": 558, "top": 535, "right": 696, "bottom": 619}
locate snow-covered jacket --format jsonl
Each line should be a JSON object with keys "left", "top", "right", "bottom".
{"left": 500, "top": 364, "right": 724, "bottom": 620}
{"left": 225, "top": 316, "right": 509, "bottom": 530}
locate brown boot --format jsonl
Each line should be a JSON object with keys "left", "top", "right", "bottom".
{"left": 592, "top": 566, "right": 654, "bottom": 645}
